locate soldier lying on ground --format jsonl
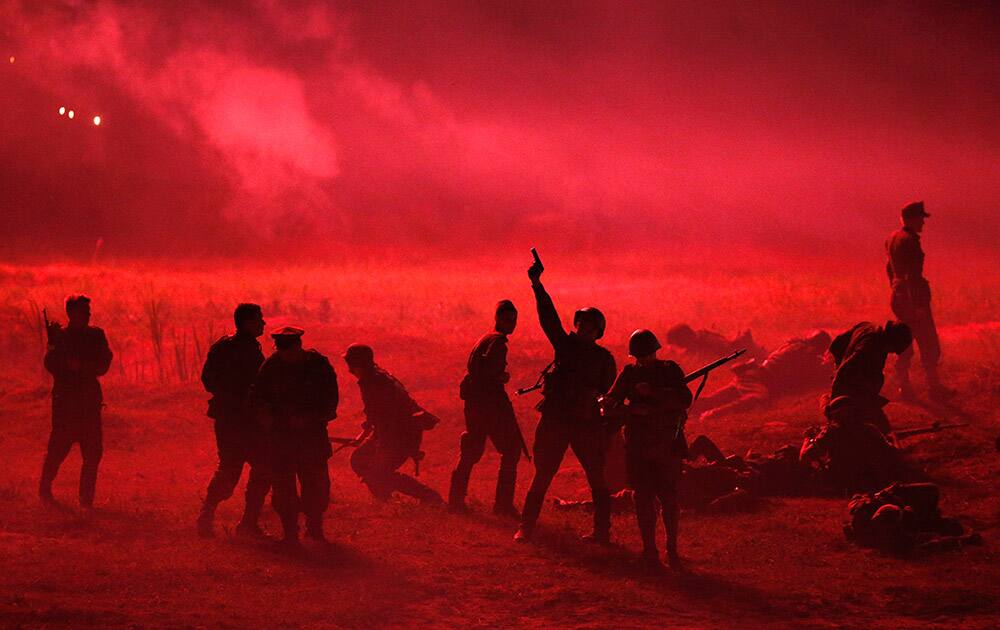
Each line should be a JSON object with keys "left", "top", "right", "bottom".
{"left": 344, "top": 344, "right": 445, "bottom": 505}
{"left": 697, "top": 330, "right": 832, "bottom": 421}
{"left": 665, "top": 323, "right": 768, "bottom": 361}
{"left": 845, "top": 482, "right": 982, "bottom": 555}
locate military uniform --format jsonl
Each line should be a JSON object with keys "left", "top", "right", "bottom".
{"left": 449, "top": 331, "right": 521, "bottom": 513}
{"left": 40, "top": 324, "right": 113, "bottom": 507}
{"left": 698, "top": 332, "right": 830, "bottom": 419}
{"left": 886, "top": 225, "right": 942, "bottom": 390}
{"left": 350, "top": 367, "right": 442, "bottom": 503}
{"left": 198, "top": 332, "right": 269, "bottom": 531}
{"left": 519, "top": 283, "right": 616, "bottom": 539}
{"left": 251, "top": 338, "right": 338, "bottom": 540}
{"left": 603, "top": 359, "right": 692, "bottom": 563}
{"left": 845, "top": 482, "right": 980, "bottom": 554}
{"left": 828, "top": 322, "right": 901, "bottom": 435}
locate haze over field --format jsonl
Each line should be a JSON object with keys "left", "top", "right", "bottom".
{"left": 2, "top": 1, "right": 998, "bottom": 259}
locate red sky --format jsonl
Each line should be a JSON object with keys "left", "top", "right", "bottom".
{"left": 1, "top": 1, "right": 998, "bottom": 260}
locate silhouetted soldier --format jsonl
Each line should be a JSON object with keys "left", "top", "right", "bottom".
{"left": 40, "top": 295, "right": 113, "bottom": 509}
{"left": 344, "top": 344, "right": 444, "bottom": 505}
{"left": 515, "top": 255, "right": 616, "bottom": 543}
{"left": 251, "top": 327, "right": 338, "bottom": 546}
{"left": 601, "top": 330, "right": 692, "bottom": 569}
{"left": 698, "top": 330, "right": 831, "bottom": 420}
{"left": 665, "top": 323, "right": 767, "bottom": 360}
{"left": 827, "top": 320, "right": 912, "bottom": 435}
{"left": 886, "top": 201, "right": 950, "bottom": 400}
{"left": 196, "top": 303, "right": 270, "bottom": 539}
{"left": 449, "top": 300, "right": 522, "bottom": 517}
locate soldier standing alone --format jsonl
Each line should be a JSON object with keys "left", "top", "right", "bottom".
{"left": 601, "top": 330, "right": 692, "bottom": 570}
{"left": 197, "top": 303, "right": 271, "bottom": 538}
{"left": 449, "top": 300, "right": 523, "bottom": 518}
{"left": 515, "top": 253, "right": 617, "bottom": 543}
{"left": 886, "top": 201, "right": 950, "bottom": 399}
{"left": 40, "top": 295, "right": 113, "bottom": 509}
{"left": 251, "top": 327, "right": 338, "bottom": 546}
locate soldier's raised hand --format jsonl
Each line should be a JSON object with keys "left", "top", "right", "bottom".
{"left": 528, "top": 247, "right": 544, "bottom": 282}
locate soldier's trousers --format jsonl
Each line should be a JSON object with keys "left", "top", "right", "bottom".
{"left": 630, "top": 455, "right": 682, "bottom": 557}
{"left": 351, "top": 437, "right": 441, "bottom": 503}
{"left": 450, "top": 400, "right": 521, "bottom": 509}
{"left": 891, "top": 295, "right": 942, "bottom": 384}
{"left": 520, "top": 414, "right": 610, "bottom": 536}
{"left": 203, "top": 418, "right": 270, "bottom": 522}
{"left": 270, "top": 426, "right": 331, "bottom": 530}
{"left": 40, "top": 406, "right": 102, "bottom": 507}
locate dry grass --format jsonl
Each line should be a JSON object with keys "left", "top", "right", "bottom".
{"left": 0, "top": 258, "right": 998, "bottom": 628}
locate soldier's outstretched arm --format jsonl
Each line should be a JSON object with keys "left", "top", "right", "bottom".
{"left": 528, "top": 250, "right": 567, "bottom": 346}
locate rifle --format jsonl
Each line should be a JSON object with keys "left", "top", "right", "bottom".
{"left": 515, "top": 361, "right": 554, "bottom": 396}
{"left": 330, "top": 428, "right": 367, "bottom": 453}
{"left": 42, "top": 308, "right": 62, "bottom": 345}
{"left": 675, "top": 348, "right": 748, "bottom": 439}
{"left": 893, "top": 421, "right": 968, "bottom": 441}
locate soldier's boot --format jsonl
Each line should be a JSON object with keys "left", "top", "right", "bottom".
{"left": 235, "top": 483, "right": 270, "bottom": 539}
{"left": 279, "top": 516, "right": 300, "bottom": 548}
{"left": 582, "top": 490, "right": 612, "bottom": 545}
{"left": 235, "top": 509, "right": 269, "bottom": 541}
{"left": 196, "top": 501, "right": 218, "bottom": 538}
{"left": 664, "top": 502, "right": 681, "bottom": 570}
{"left": 304, "top": 516, "right": 327, "bottom": 544}
{"left": 492, "top": 454, "right": 519, "bottom": 519}
{"left": 448, "top": 470, "right": 470, "bottom": 513}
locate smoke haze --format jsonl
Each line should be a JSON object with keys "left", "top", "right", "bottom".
{"left": 2, "top": 1, "right": 998, "bottom": 260}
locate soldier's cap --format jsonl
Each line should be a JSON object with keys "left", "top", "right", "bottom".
{"left": 901, "top": 201, "right": 929, "bottom": 219}
{"left": 270, "top": 326, "right": 305, "bottom": 338}
{"left": 495, "top": 299, "right": 517, "bottom": 315}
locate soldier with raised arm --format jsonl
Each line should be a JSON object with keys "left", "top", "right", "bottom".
{"left": 40, "top": 295, "right": 113, "bottom": 509}
{"left": 449, "top": 300, "right": 523, "bottom": 518}
{"left": 515, "top": 251, "right": 617, "bottom": 544}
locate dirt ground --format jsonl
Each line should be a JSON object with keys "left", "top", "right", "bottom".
{"left": 1, "top": 259, "right": 998, "bottom": 628}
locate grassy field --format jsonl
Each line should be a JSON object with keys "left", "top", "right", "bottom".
{"left": 1, "top": 257, "right": 998, "bottom": 628}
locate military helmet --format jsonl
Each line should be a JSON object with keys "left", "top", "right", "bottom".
{"left": 343, "top": 343, "right": 375, "bottom": 366}
{"left": 495, "top": 299, "right": 517, "bottom": 316}
{"left": 271, "top": 326, "right": 304, "bottom": 338}
{"left": 573, "top": 307, "right": 606, "bottom": 339}
{"left": 628, "top": 329, "right": 661, "bottom": 357}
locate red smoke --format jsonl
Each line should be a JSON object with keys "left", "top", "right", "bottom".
{"left": 1, "top": 1, "right": 998, "bottom": 260}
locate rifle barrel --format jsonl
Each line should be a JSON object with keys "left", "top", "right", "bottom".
{"left": 683, "top": 348, "right": 747, "bottom": 384}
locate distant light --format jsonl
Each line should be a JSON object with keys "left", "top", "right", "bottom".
{"left": 93, "top": 115, "right": 102, "bottom": 126}
{"left": 58, "top": 106, "right": 66, "bottom": 115}
{"left": 8, "top": 56, "right": 13, "bottom": 64}
{"left": 67, "top": 110, "right": 75, "bottom": 119}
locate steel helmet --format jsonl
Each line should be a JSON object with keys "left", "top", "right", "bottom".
{"left": 628, "top": 329, "right": 661, "bottom": 357}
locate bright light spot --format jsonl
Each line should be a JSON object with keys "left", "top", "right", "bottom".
{"left": 67, "top": 110, "right": 75, "bottom": 119}
{"left": 93, "top": 116, "right": 102, "bottom": 126}
{"left": 8, "top": 56, "right": 13, "bottom": 64}
{"left": 58, "top": 106, "right": 66, "bottom": 115}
